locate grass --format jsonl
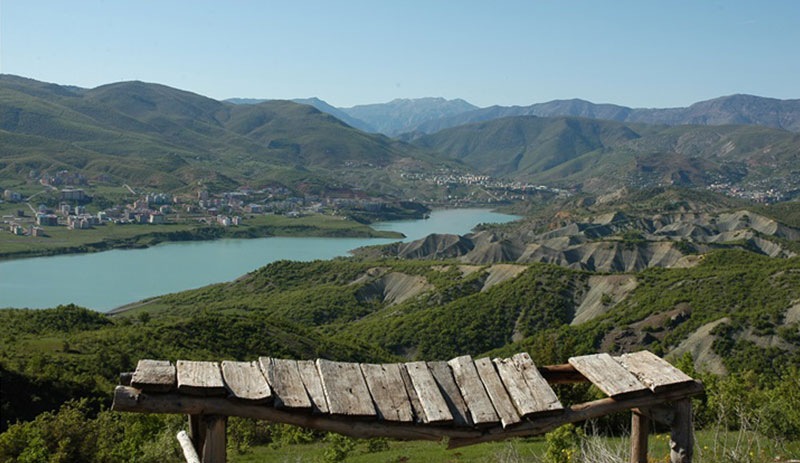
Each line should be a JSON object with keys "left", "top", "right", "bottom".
{"left": 0, "top": 213, "right": 401, "bottom": 260}
{"left": 230, "top": 438, "right": 547, "bottom": 463}
{"left": 0, "top": 221, "right": 196, "bottom": 256}
{"left": 229, "top": 429, "right": 800, "bottom": 463}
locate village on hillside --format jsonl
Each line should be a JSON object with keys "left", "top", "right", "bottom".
{"left": 0, "top": 168, "right": 569, "bottom": 238}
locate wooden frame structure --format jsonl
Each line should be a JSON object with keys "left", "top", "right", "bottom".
{"left": 112, "top": 350, "right": 703, "bottom": 462}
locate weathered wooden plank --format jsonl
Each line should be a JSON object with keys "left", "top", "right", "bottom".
{"left": 569, "top": 353, "right": 648, "bottom": 398}
{"left": 427, "top": 361, "right": 472, "bottom": 427}
{"left": 131, "top": 359, "right": 176, "bottom": 392}
{"left": 494, "top": 353, "right": 563, "bottom": 417}
{"left": 447, "top": 355, "right": 499, "bottom": 426}
{"left": 317, "top": 359, "right": 375, "bottom": 417}
{"left": 398, "top": 361, "right": 425, "bottom": 423}
{"left": 176, "top": 360, "right": 225, "bottom": 396}
{"left": 259, "top": 357, "right": 311, "bottom": 409}
{"left": 474, "top": 357, "right": 521, "bottom": 428}
{"left": 616, "top": 351, "right": 694, "bottom": 394}
{"left": 113, "top": 385, "right": 483, "bottom": 442}
{"left": 296, "top": 360, "right": 329, "bottom": 414}
{"left": 445, "top": 380, "right": 705, "bottom": 449}
{"left": 361, "top": 363, "right": 414, "bottom": 422}
{"left": 221, "top": 361, "right": 272, "bottom": 402}
{"left": 405, "top": 362, "right": 453, "bottom": 424}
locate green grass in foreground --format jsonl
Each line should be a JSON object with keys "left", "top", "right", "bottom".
{"left": 0, "top": 213, "right": 402, "bottom": 259}
{"left": 230, "top": 429, "right": 800, "bottom": 463}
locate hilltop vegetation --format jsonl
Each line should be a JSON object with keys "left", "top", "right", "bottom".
{"left": 0, "top": 75, "right": 450, "bottom": 198}
{"left": 2, "top": 247, "right": 800, "bottom": 460}
{"left": 413, "top": 115, "right": 800, "bottom": 193}
{"left": 4, "top": 76, "right": 800, "bottom": 202}
{"left": 3, "top": 191, "right": 800, "bottom": 461}
{"left": 3, "top": 75, "right": 800, "bottom": 461}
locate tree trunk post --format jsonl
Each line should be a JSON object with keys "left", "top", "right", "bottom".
{"left": 201, "top": 415, "right": 227, "bottom": 463}
{"left": 670, "top": 399, "right": 694, "bottom": 463}
{"left": 188, "top": 414, "right": 205, "bottom": 456}
{"left": 630, "top": 409, "right": 650, "bottom": 463}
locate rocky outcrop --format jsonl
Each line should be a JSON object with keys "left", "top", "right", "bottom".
{"left": 669, "top": 318, "right": 730, "bottom": 375}
{"left": 376, "top": 209, "right": 799, "bottom": 272}
{"left": 481, "top": 264, "right": 528, "bottom": 292}
{"left": 396, "top": 234, "right": 474, "bottom": 259}
{"left": 354, "top": 271, "right": 433, "bottom": 306}
{"left": 572, "top": 275, "right": 638, "bottom": 325}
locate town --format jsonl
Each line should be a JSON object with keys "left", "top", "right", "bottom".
{"left": 1, "top": 167, "right": 571, "bottom": 239}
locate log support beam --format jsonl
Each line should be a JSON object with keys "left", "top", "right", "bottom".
{"left": 670, "top": 399, "right": 693, "bottom": 463}
{"left": 630, "top": 409, "right": 649, "bottom": 463}
{"left": 187, "top": 414, "right": 227, "bottom": 463}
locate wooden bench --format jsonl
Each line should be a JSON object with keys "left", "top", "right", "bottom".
{"left": 112, "top": 350, "right": 703, "bottom": 462}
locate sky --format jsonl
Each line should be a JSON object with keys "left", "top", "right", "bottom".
{"left": 1, "top": 0, "right": 798, "bottom": 109}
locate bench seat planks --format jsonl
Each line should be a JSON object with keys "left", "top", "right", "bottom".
{"left": 448, "top": 355, "right": 500, "bottom": 426}
{"left": 221, "top": 360, "right": 271, "bottom": 402}
{"left": 615, "top": 351, "right": 694, "bottom": 393}
{"left": 297, "top": 360, "right": 330, "bottom": 414}
{"left": 131, "top": 359, "right": 176, "bottom": 392}
{"left": 260, "top": 357, "right": 312, "bottom": 410}
{"left": 405, "top": 361, "right": 453, "bottom": 424}
{"left": 360, "top": 363, "right": 414, "bottom": 422}
{"left": 493, "top": 353, "right": 563, "bottom": 418}
{"left": 569, "top": 353, "right": 649, "bottom": 398}
{"left": 317, "top": 359, "right": 375, "bottom": 417}
{"left": 474, "top": 357, "right": 521, "bottom": 428}
{"left": 427, "top": 361, "right": 472, "bottom": 427}
{"left": 176, "top": 360, "right": 226, "bottom": 396}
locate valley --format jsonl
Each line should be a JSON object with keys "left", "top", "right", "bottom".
{"left": 2, "top": 75, "right": 800, "bottom": 462}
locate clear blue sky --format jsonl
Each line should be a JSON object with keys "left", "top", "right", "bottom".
{"left": 1, "top": 0, "right": 798, "bottom": 108}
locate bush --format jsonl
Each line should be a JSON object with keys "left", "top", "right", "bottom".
{"left": 0, "top": 399, "right": 183, "bottom": 463}
{"left": 544, "top": 424, "right": 584, "bottom": 463}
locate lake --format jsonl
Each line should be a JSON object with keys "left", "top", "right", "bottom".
{"left": 0, "top": 209, "right": 518, "bottom": 311}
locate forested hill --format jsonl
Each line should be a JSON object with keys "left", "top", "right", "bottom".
{"left": 3, "top": 218, "right": 800, "bottom": 458}
{"left": 3, "top": 249, "right": 799, "bottom": 427}
{"left": 0, "top": 75, "right": 443, "bottom": 194}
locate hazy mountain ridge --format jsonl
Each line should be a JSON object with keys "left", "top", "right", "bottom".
{"left": 340, "top": 97, "right": 479, "bottom": 136}
{"left": 412, "top": 94, "right": 800, "bottom": 135}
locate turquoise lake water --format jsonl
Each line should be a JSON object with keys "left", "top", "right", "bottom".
{"left": 0, "top": 209, "right": 518, "bottom": 311}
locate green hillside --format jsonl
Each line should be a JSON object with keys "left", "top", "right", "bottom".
{"left": 415, "top": 115, "right": 800, "bottom": 193}
{"left": 2, "top": 249, "right": 800, "bottom": 460}
{"left": 0, "top": 75, "right": 445, "bottom": 195}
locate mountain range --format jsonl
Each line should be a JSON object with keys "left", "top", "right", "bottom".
{"left": 227, "top": 93, "right": 800, "bottom": 137}
{"left": 3, "top": 74, "right": 800, "bottom": 197}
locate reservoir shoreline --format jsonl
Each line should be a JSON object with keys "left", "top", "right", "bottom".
{"left": 0, "top": 209, "right": 519, "bottom": 312}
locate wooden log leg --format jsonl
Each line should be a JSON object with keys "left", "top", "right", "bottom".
{"left": 188, "top": 414, "right": 205, "bottom": 456}
{"left": 630, "top": 410, "right": 649, "bottom": 463}
{"left": 201, "top": 415, "right": 227, "bottom": 463}
{"left": 670, "top": 399, "right": 694, "bottom": 463}
{"left": 177, "top": 430, "right": 201, "bottom": 463}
